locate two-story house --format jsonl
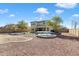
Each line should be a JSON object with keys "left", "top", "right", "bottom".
{"left": 31, "top": 20, "right": 52, "bottom": 32}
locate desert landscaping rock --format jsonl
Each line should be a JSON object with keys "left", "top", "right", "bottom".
{"left": 0, "top": 34, "right": 79, "bottom": 56}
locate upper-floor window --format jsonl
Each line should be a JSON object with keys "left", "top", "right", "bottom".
{"left": 31, "top": 22, "right": 35, "bottom": 25}
{"left": 36, "top": 21, "right": 46, "bottom": 26}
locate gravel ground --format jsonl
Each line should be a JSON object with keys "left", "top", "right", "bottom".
{"left": 0, "top": 35, "right": 32, "bottom": 44}
{"left": 0, "top": 34, "right": 79, "bottom": 56}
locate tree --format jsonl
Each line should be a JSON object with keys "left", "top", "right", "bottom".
{"left": 17, "top": 20, "right": 28, "bottom": 32}
{"left": 52, "top": 16, "right": 63, "bottom": 25}
{"left": 4, "top": 24, "right": 18, "bottom": 32}
{"left": 72, "top": 20, "right": 78, "bottom": 29}
{"left": 48, "top": 16, "right": 63, "bottom": 31}
{"left": 0, "top": 20, "right": 29, "bottom": 33}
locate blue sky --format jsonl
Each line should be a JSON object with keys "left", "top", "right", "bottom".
{"left": 0, "top": 3, "right": 79, "bottom": 28}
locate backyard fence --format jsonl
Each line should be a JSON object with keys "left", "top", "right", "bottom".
{"left": 69, "top": 29, "right": 79, "bottom": 37}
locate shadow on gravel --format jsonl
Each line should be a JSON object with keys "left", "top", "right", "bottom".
{"left": 57, "top": 35, "right": 79, "bottom": 41}
{"left": 36, "top": 35, "right": 79, "bottom": 40}
{"left": 36, "top": 36, "right": 56, "bottom": 39}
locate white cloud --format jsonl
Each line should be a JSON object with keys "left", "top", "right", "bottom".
{"left": 39, "top": 17, "right": 43, "bottom": 20}
{"left": 0, "top": 9, "right": 8, "bottom": 14}
{"left": 72, "top": 14, "right": 79, "bottom": 17}
{"left": 9, "top": 14, "right": 15, "bottom": 17}
{"left": 56, "top": 9, "right": 64, "bottom": 14}
{"left": 34, "top": 7, "right": 49, "bottom": 14}
{"left": 56, "top": 3, "right": 77, "bottom": 9}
